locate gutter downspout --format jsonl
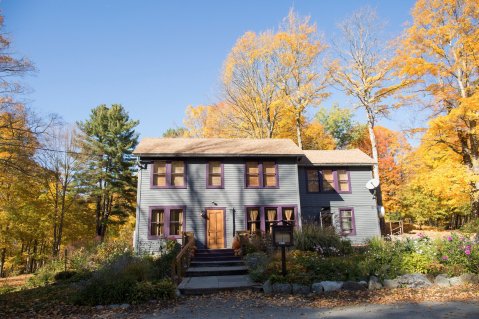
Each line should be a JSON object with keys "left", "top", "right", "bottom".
{"left": 135, "top": 161, "right": 142, "bottom": 254}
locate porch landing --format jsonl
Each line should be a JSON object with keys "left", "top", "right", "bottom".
{"left": 178, "top": 249, "right": 256, "bottom": 295}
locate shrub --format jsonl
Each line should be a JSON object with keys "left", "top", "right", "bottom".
{"left": 129, "top": 279, "right": 176, "bottom": 304}
{"left": 26, "top": 259, "right": 65, "bottom": 287}
{"left": 244, "top": 252, "right": 269, "bottom": 282}
{"left": 242, "top": 234, "right": 271, "bottom": 255}
{"left": 74, "top": 253, "right": 160, "bottom": 305}
{"left": 54, "top": 270, "right": 78, "bottom": 281}
{"left": 360, "top": 237, "right": 406, "bottom": 279}
{"left": 154, "top": 240, "right": 181, "bottom": 279}
{"left": 294, "top": 223, "right": 352, "bottom": 256}
{"left": 436, "top": 233, "right": 479, "bottom": 276}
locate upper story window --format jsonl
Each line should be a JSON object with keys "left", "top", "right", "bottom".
{"left": 152, "top": 160, "right": 186, "bottom": 188}
{"left": 337, "top": 169, "right": 350, "bottom": 192}
{"left": 306, "top": 168, "right": 351, "bottom": 193}
{"left": 245, "top": 161, "right": 278, "bottom": 188}
{"left": 149, "top": 206, "right": 185, "bottom": 239}
{"left": 207, "top": 161, "right": 223, "bottom": 188}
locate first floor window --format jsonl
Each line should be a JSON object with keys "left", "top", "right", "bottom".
{"left": 265, "top": 208, "right": 277, "bottom": 234}
{"left": 150, "top": 209, "right": 165, "bottom": 236}
{"left": 282, "top": 207, "right": 295, "bottom": 226}
{"left": 169, "top": 209, "right": 183, "bottom": 236}
{"left": 247, "top": 207, "right": 261, "bottom": 234}
{"left": 245, "top": 206, "right": 295, "bottom": 234}
{"left": 149, "top": 207, "right": 185, "bottom": 238}
{"left": 339, "top": 208, "right": 355, "bottom": 236}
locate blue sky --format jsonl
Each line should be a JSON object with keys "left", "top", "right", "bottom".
{"left": 3, "top": 0, "right": 419, "bottom": 139}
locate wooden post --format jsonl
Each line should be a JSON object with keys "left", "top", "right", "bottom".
{"left": 281, "top": 245, "right": 287, "bottom": 276}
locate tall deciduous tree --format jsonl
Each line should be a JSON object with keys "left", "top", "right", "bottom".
{"left": 276, "top": 9, "right": 329, "bottom": 149}
{"left": 37, "top": 126, "right": 82, "bottom": 256}
{"left": 77, "top": 105, "right": 139, "bottom": 241}
{"left": 331, "top": 7, "right": 408, "bottom": 182}
{"left": 223, "top": 31, "right": 286, "bottom": 138}
{"left": 396, "top": 0, "right": 479, "bottom": 216}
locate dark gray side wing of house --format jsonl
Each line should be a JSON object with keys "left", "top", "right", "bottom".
{"left": 297, "top": 166, "right": 381, "bottom": 244}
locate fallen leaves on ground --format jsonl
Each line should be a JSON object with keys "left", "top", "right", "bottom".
{"left": 2, "top": 284, "right": 479, "bottom": 318}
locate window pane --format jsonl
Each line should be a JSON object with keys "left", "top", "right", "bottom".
{"left": 338, "top": 170, "right": 348, "bottom": 180}
{"left": 172, "top": 175, "right": 185, "bottom": 186}
{"left": 307, "top": 169, "right": 318, "bottom": 180}
{"left": 339, "top": 181, "right": 350, "bottom": 192}
{"left": 246, "top": 162, "right": 259, "bottom": 174}
{"left": 151, "top": 223, "right": 162, "bottom": 236}
{"left": 154, "top": 175, "right": 166, "bottom": 186}
{"left": 170, "top": 209, "right": 183, "bottom": 236}
{"left": 154, "top": 161, "right": 166, "bottom": 174}
{"left": 307, "top": 170, "right": 319, "bottom": 192}
{"left": 247, "top": 208, "right": 260, "bottom": 234}
{"left": 266, "top": 209, "right": 277, "bottom": 221}
{"left": 247, "top": 175, "right": 260, "bottom": 187}
{"left": 322, "top": 170, "right": 334, "bottom": 191}
{"left": 308, "top": 181, "right": 319, "bottom": 192}
{"left": 209, "top": 175, "right": 222, "bottom": 186}
{"left": 209, "top": 161, "right": 221, "bottom": 174}
{"left": 283, "top": 208, "right": 294, "bottom": 222}
{"left": 264, "top": 175, "right": 276, "bottom": 187}
{"left": 152, "top": 209, "right": 164, "bottom": 223}
{"left": 263, "top": 162, "right": 276, "bottom": 174}
{"left": 150, "top": 209, "right": 164, "bottom": 236}
{"left": 171, "top": 161, "right": 184, "bottom": 174}
{"left": 248, "top": 208, "right": 260, "bottom": 221}
{"left": 342, "top": 210, "right": 352, "bottom": 218}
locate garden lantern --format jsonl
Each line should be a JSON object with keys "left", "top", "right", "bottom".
{"left": 272, "top": 223, "right": 294, "bottom": 276}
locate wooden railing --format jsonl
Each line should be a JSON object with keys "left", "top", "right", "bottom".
{"left": 171, "top": 232, "right": 195, "bottom": 283}
{"left": 388, "top": 220, "right": 404, "bottom": 236}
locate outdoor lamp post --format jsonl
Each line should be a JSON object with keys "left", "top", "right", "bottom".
{"left": 272, "top": 222, "right": 294, "bottom": 276}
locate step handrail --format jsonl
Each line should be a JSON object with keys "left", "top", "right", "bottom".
{"left": 171, "top": 232, "right": 195, "bottom": 283}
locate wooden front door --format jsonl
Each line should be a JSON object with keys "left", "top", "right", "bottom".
{"left": 207, "top": 209, "right": 225, "bottom": 249}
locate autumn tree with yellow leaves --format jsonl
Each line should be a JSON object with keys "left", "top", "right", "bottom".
{"left": 396, "top": 0, "right": 479, "bottom": 217}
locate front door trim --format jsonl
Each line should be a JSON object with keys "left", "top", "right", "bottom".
{"left": 205, "top": 207, "right": 226, "bottom": 249}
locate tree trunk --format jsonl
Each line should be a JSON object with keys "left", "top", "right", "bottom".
{"left": 366, "top": 111, "right": 385, "bottom": 235}
{"left": 0, "top": 248, "right": 6, "bottom": 278}
{"left": 295, "top": 113, "right": 303, "bottom": 149}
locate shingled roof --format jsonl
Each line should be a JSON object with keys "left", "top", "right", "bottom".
{"left": 133, "top": 138, "right": 304, "bottom": 157}
{"left": 300, "top": 149, "right": 376, "bottom": 166}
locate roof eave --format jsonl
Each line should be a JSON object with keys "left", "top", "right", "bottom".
{"left": 134, "top": 153, "right": 304, "bottom": 157}
{"left": 299, "top": 162, "right": 376, "bottom": 166}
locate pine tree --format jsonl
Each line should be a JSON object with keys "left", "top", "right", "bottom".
{"left": 77, "top": 104, "right": 139, "bottom": 241}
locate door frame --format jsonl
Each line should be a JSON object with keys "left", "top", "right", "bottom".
{"left": 204, "top": 207, "right": 226, "bottom": 249}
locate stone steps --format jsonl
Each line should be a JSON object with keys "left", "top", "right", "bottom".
{"left": 178, "top": 275, "right": 254, "bottom": 295}
{"left": 185, "top": 265, "right": 249, "bottom": 277}
{"left": 190, "top": 260, "right": 245, "bottom": 267}
{"left": 178, "top": 248, "right": 254, "bottom": 295}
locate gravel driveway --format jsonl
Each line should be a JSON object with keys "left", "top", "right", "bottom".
{"left": 142, "top": 297, "right": 479, "bottom": 319}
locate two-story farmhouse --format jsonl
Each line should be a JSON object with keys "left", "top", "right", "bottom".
{"left": 133, "top": 138, "right": 380, "bottom": 253}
